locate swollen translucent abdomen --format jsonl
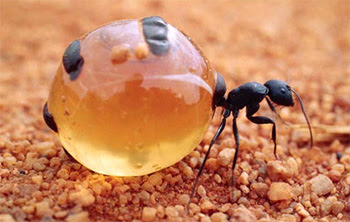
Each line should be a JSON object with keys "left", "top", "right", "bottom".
{"left": 47, "top": 18, "right": 215, "bottom": 176}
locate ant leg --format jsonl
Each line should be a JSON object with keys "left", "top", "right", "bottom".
{"left": 230, "top": 112, "right": 239, "bottom": 201}
{"left": 246, "top": 104, "right": 278, "bottom": 159}
{"left": 188, "top": 109, "right": 230, "bottom": 211}
{"left": 266, "top": 98, "right": 289, "bottom": 126}
{"left": 266, "top": 97, "right": 277, "bottom": 113}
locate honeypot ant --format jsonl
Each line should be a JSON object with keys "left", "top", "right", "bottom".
{"left": 40, "top": 16, "right": 313, "bottom": 209}
{"left": 188, "top": 74, "right": 313, "bottom": 209}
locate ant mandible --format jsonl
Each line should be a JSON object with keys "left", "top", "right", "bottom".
{"left": 189, "top": 73, "right": 313, "bottom": 208}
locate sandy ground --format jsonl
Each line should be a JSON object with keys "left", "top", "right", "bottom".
{"left": 0, "top": 0, "right": 349, "bottom": 221}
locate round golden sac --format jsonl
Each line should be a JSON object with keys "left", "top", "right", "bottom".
{"left": 45, "top": 17, "right": 220, "bottom": 176}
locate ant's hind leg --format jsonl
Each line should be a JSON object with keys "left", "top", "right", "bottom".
{"left": 246, "top": 104, "right": 278, "bottom": 159}
{"left": 230, "top": 114, "right": 239, "bottom": 201}
{"left": 188, "top": 109, "right": 230, "bottom": 211}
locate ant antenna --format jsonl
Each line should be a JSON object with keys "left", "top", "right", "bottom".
{"left": 291, "top": 89, "right": 313, "bottom": 148}
{"left": 187, "top": 109, "right": 230, "bottom": 212}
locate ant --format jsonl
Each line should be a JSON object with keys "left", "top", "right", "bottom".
{"left": 188, "top": 73, "right": 313, "bottom": 209}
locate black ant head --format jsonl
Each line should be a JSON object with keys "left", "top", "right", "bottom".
{"left": 265, "top": 79, "right": 313, "bottom": 148}
{"left": 264, "top": 80, "right": 294, "bottom": 106}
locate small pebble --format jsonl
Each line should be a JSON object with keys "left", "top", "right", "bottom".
{"left": 189, "top": 157, "right": 198, "bottom": 168}
{"left": 237, "top": 197, "right": 250, "bottom": 206}
{"left": 331, "top": 201, "right": 344, "bottom": 215}
{"left": 240, "top": 185, "right": 250, "bottom": 194}
{"left": 177, "top": 194, "right": 190, "bottom": 206}
{"left": 240, "top": 161, "right": 252, "bottom": 173}
{"left": 303, "top": 216, "right": 314, "bottom": 222}
{"left": 286, "top": 157, "right": 299, "bottom": 176}
{"left": 331, "top": 163, "right": 345, "bottom": 174}
{"left": 230, "top": 207, "right": 257, "bottom": 221}
{"left": 189, "top": 203, "right": 200, "bottom": 214}
{"left": 309, "top": 174, "right": 334, "bottom": 196}
{"left": 92, "top": 184, "right": 102, "bottom": 195}
{"left": 251, "top": 182, "right": 269, "bottom": 198}
{"left": 201, "top": 215, "right": 211, "bottom": 222}
{"left": 200, "top": 200, "right": 216, "bottom": 213}
{"left": 49, "top": 157, "right": 61, "bottom": 168}
{"left": 32, "top": 190, "right": 43, "bottom": 201}
{"left": 309, "top": 206, "right": 317, "bottom": 216}
{"left": 54, "top": 211, "right": 68, "bottom": 219}
{"left": 294, "top": 203, "right": 310, "bottom": 218}
{"left": 4, "top": 156, "right": 16, "bottom": 165}
{"left": 321, "top": 199, "right": 333, "bottom": 216}
{"left": 292, "top": 185, "right": 303, "bottom": 198}
{"left": 0, "top": 214, "right": 15, "bottom": 222}
{"left": 31, "top": 142, "right": 55, "bottom": 157}
{"left": 142, "top": 207, "right": 157, "bottom": 222}
{"left": 278, "top": 214, "right": 297, "bottom": 222}
{"left": 211, "top": 212, "right": 228, "bottom": 222}
{"left": 232, "top": 190, "right": 241, "bottom": 202}
{"left": 66, "top": 211, "right": 89, "bottom": 222}
{"left": 206, "top": 158, "right": 220, "bottom": 171}
{"left": 217, "top": 148, "right": 234, "bottom": 166}
{"left": 156, "top": 206, "right": 165, "bottom": 218}
{"left": 218, "top": 203, "right": 231, "bottom": 213}
{"left": 35, "top": 201, "right": 54, "bottom": 217}
{"left": 337, "top": 213, "right": 344, "bottom": 220}
{"left": 182, "top": 165, "right": 193, "bottom": 177}
{"left": 165, "top": 206, "right": 179, "bottom": 218}
{"left": 69, "top": 188, "right": 95, "bottom": 207}
{"left": 329, "top": 170, "right": 342, "bottom": 182}
{"left": 267, "top": 182, "right": 293, "bottom": 201}
{"left": 174, "top": 205, "right": 185, "bottom": 215}
{"left": 214, "top": 174, "right": 222, "bottom": 183}
{"left": 57, "top": 168, "right": 70, "bottom": 180}
{"left": 138, "top": 190, "right": 150, "bottom": 202}
{"left": 141, "top": 181, "right": 155, "bottom": 192}
{"left": 22, "top": 205, "right": 35, "bottom": 214}
{"left": 31, "top": 175, "right": 43, "bottom": 186}
{"left": 266, "top": 160, "right": 292, "bottom": 180}
{"left": 148, "top": 173, "right": 163, "bottom": 186}
{"left": 33, "top": 162, "right": 46, "bottom": 171}
{"left": 238, "top": 172, "right": 249, "bottom": 185}
{"left": 119, "top": 194, "right": 128, "bottom": 205}
{"left": 0, "top": 169, "right": 10, "bottom": 178}
{"left": 197, "top": 185, "right": 207, "bottom": 197}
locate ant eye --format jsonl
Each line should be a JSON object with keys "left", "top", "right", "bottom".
{"left": 281, "top": 88, "right": 286, "bottom": 94}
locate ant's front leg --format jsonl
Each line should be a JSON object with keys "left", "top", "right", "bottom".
{"left": 246, "top": 104, "right": 278, "bottom": 159}
{"left": 266, "top": 98, "right": 289, "bottom": 126}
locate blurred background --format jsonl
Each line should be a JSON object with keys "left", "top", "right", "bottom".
{"left": 1, "top": 0, "right": 349, "bottom": 124}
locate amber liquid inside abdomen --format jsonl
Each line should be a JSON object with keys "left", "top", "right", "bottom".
{"left": 48, "top": 20, "right": 215, "bottom": 176}
{"left": 49, "top": 67, "right": 213, "bottom": 176}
